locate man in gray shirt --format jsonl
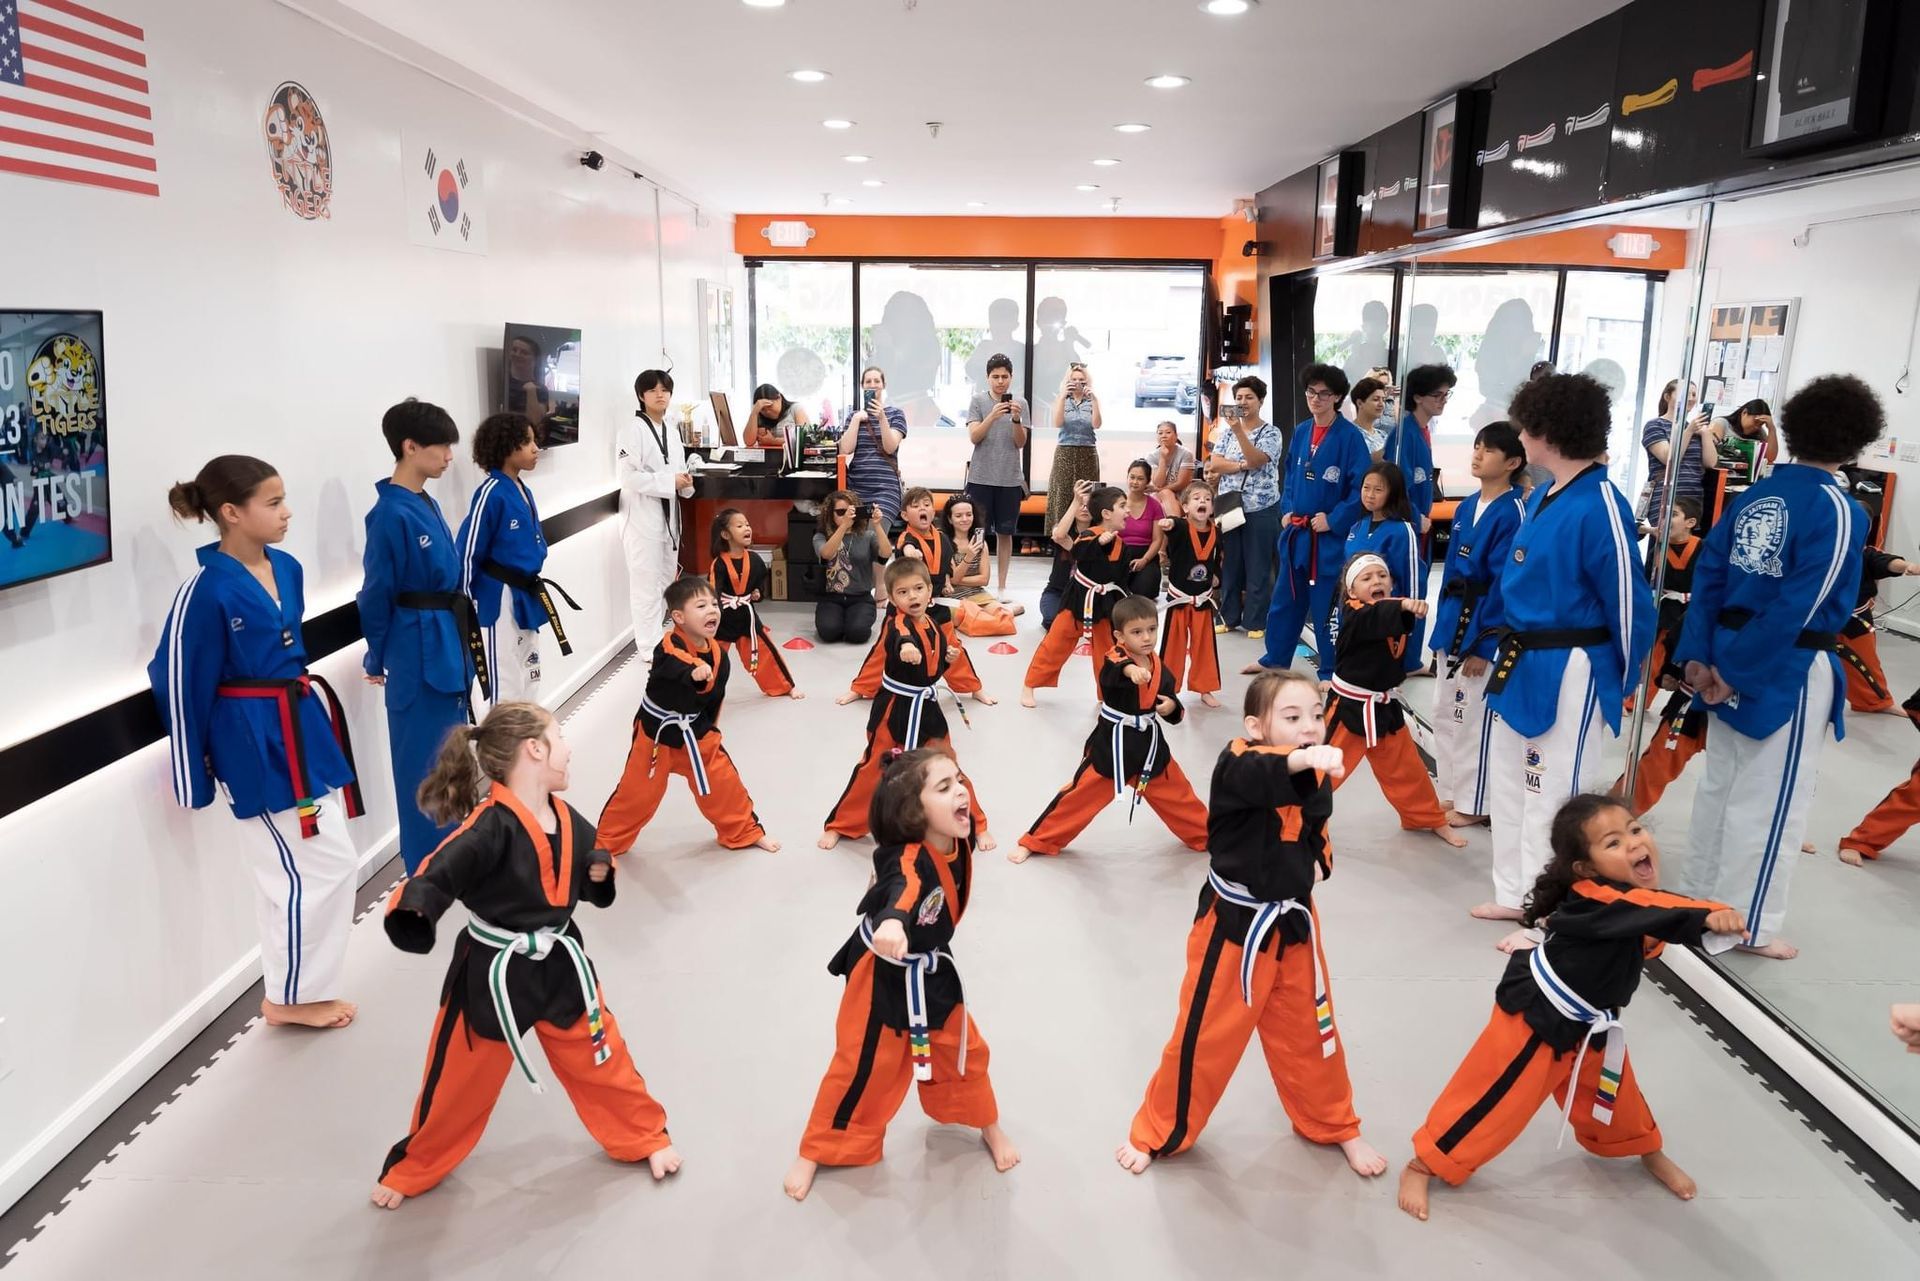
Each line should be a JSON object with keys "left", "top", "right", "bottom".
{"left": 966, "top": 352, "right": 1029, "bottom": 595}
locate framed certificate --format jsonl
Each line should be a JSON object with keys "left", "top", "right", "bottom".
{"left": 1748, "top": 0, "right": 1894, "bottom": 156}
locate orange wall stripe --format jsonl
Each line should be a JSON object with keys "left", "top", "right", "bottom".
{"left": 736, "top": 214, "right": 1224, "bottom": 262}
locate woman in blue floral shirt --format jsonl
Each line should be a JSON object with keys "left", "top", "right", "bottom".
{"left": 1204, "top": 376, "right": 1282, "bottom": 636}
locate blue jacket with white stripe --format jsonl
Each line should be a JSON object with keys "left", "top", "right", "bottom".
{"left": 1344, "top": 516, "right": 1420, "bottom": 601}
{"left": 457, "top": 470, "right": 549, "bottom": 630}
{"left": 1674, "top": 464, "right": 1865, "bottom": 740}
{"left": 1429, "top": 487, "right": 1526, "bottom": 661}
{"left": 1388, "top": 411, "right": 1436, "bottom": 525}
{"left": 358, "top": 480, "right": 468, "bottom": 699}
{"left": 147, "top": 545, "right": 354, "bottom": 818}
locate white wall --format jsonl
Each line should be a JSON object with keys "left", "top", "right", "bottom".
{"left": 0, "top": 0, "right": 742, "bottom": 1207}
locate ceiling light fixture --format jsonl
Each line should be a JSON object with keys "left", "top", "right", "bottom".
{"left": 1200, "top": 0, "right": 1255, "bottom": 15}
{"left": 822, "top": 118, "right": 854, "bottom": 129}
{"left": 1092, "top": 158, "right": 1120, "bottom": 167}
{"left": 842, "top": 154, "right": 870, "bottom": 163}
{"left": 742, "top": 0, "right": 787, "bottom": 8}
{"left": 1146, "top": 74, "right": 1190, "bottom": 89}
{"left": 1113, "top": 122, "right": 1151, "bottom": 134}
{"left": 789, "top": 69, "right": 830, "bottom": 82}
{"left": 862, "top": 179, "right": 885, "bottom": 187}
{"left": 1076, "top": 183, "right": 1101, "bottom": 191}
{"left": 965, "top": 200, "right": 987, "bottom": 208}
{"left": 831, "top": 196, "right": 853, "bottom": 206}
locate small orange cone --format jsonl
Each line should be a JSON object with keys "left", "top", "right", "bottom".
{"left": 987, "top": 641, "right": 1018, "bottom": 654}
{"left": 783, "top": 636, "right": 814, "bottom": 650}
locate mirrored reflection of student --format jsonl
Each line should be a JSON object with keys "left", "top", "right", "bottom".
{"left": 1343, "top": 300, "right": 1391, "bottom": 384}
{"left": 504, "top": 334, "right": 549, "bottom": 433}
{"left": 1032, "top": 295, "right": 1090, "bottom": 420}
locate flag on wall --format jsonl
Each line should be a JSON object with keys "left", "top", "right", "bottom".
{"left": 0, "top": 0, "right": 158, "bottom": 197}
{"left": 402, "top": 133, "right": 487, "bottom": 255}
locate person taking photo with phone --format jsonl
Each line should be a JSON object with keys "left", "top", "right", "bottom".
{"left": 841, "top": 366, "right": 908, "bottom": 525}
{"left": 965, "top": 354, "right": 1029, "bottom": 596}
{"left": 1046, "top": 362, "right": 1102, "bottom": 531}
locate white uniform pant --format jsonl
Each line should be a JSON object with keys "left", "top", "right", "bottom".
{"left": 1486, "top": 648, "right": 1608, "bottom": 911}
{"left": 1432, "top": 654, "right": 1493, "bottom": 816}
{"left": 244, "top": 795, "right": 357, "bottom": 1006}
{"left": 485, "top": 580, "right": 543, "bottom": 709}
{"left": 1683, "top": 658, "right": 1832, "bottom": 952}
{"left": 623, "top": 516, "right": 678, "bottom": 657}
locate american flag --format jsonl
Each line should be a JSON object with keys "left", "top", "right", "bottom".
{"left": 0, "top": 0, "right": 157, "bottom": 197}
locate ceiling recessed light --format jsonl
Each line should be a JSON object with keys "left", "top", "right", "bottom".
{"left": 1092, "top": 158, "right": 1120, "bottom": 167}
{"left": 1076, "top": 183, "right": 1101, "bottom": 191}
{"left": 1200, "top": 0, "right": 1255, "bottom": 14}
{"left": 1146, "top": 74, "right": 1190, "bottom": 89}
{"left": 1113, "top": 122, "right": 1151, "bottom": 134}
{"left": 822, "top": 118, "right": 854, "bottom": 129}
{"left": 862, "top": 179, "right": 884, "bottom": 187}
{"left": 789, "top": 69, "right": 830, "bottom": 82}
{"left": 965, "top": 200, "right": 987, "bottom": 208}
{"left": 830, "top": 196, "right": 853, "bottom": 206}
{"left": 743, "top": 0, "right": 787, "bottom": 8}
{"left": 843, "top": 154, "right": 870, "bottom": 163}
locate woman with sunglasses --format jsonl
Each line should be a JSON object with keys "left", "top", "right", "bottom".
{"left": 1046, "top": 363, "right": 1103, "bottom": 531}
{"left": 813, "top": 489, "right": 894, "bottom": 644}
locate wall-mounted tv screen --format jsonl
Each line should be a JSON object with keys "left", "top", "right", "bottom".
{"left": 1, "top": 310, "right": 111, "bottom": 590}
{"left": 502, "top": 322, "right": 581, "bottom": 447}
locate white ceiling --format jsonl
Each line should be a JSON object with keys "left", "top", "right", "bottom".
{"left": 338, "top": 0, "right": 1633, "bottom": 219}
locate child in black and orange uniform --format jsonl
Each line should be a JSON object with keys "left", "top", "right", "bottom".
{"left": 373, "top": 702, "right": 680, "bottom": 1208}
{"left": 1117, "top": 670, "right": 1390, "bottom": 1181}
{"left": 1398, "top": 793, "right": 1747, "bottom": 1222}
{"left": 840, "top": 487, "right": 991, "bottom": 705}
{"left": 1155, "top": 481, "right": 1224, "bottom": 707}
{"left": 1839, "top": 545, "right": 1920, "bottom": 713}
{"left": 1021, "top": 484, "right": 1129, "bottom": 707}
{"left": 1014, "top": 595, "right": 1209, "bottom": 862}
{"left": 820, "top": 559, "right": 994, "bottom": 850}
{"left": 597, "top": 577, "right": 777, "bottom": 855}
{"left": 709, "top": 508, "right": 803, "bottom": 700}
{"left": 1838, "top": 687, "right": 1920, "bottom": 865}
{"left": 1325, "top": 554, "right": 1466, "bottom": 848}
{"left": 786, "top": 748, "right": 1019, "bottom": 1201}
{"left": 1614, "top": 498, "right": 1707, "bottom": 813}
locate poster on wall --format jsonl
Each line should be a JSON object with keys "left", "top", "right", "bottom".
{"left": 262, "top": 82, "right": 332, "bottom": 220}
{"left": 697, "top": 280, "right": 735, "bottom": 398}
{"left": 1417, "top": 96, "right": 1458, "bottom": 233}
{"left": 0, "top": 311, "right": 111, "bottom": 589}
{"left": 0, "top": 3, "right": 160, "bottom": 197}
{"left": 1313, "top": 157, "right": 1340, "bottom": 259}
{"left": 502, "top": 322, "right": 580, "bottom": 447}
{"left": 1749, "top": 0, "right": 1891, "bottom": 155}
{"left": 404, "top": 135, "right": 488, "bottom": 254}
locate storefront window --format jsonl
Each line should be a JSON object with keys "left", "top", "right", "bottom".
{"left": 751, "top": 262, "right": 854, "bottom": 434}
{"left": 1312, "top": 270, "right": 1397, "bottom": 384}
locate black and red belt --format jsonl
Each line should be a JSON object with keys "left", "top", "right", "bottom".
{"left": 1281, "top": 516, "right": 1319, "bottom": 593}
{"left": 397, "top": 589, "right": 491, "bottom": 702}
{"left": 215, "top": 674, "right": 364, "bottom": 838}
{"left": 482, "top": 560, "right": 582, "bottom": 655}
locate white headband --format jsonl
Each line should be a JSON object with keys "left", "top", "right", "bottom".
{"left": 1343, "top": 553, "right": 1389, "bottom": 595}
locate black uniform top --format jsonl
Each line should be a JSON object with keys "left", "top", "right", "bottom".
{"left": 385, "top": 784, "right": 615, "bottom": 1040}
{"left": 1494, "top": 877, "right": 1723, "bottom": 1053}
{"left": 1087, "top": 646, "right": 1185, "bottom": 780}
{"left": 640, "top": 630, "right": 730, "bottom": 745}
{"left": 709, "top": 551, "right": 770, "bottom": 642}
{"left": 1850, "top": 546, "right": 1905, "bottom": 635}
{"left": 893, "top": 526, "right": 955, "bottom": 596}
{"left": 1044, "top": 540, "right": 1076, "bottom": 600}
{"left": 1329, "top": 598, "right": 1416, "bottom": 737}
{"left": 1199, "top": 739, "right": 1333, "bottom": 952}
{"left": 828, "top": 836, "right": 975, "bottom": 1029}
{"left": 868, "top": 607, "right": 954, "bottom": 743}
{"left": 1063, "top": 531, "right": 1129, "bottom": 622}
{"left": 1646, "top": 536, "right": 1701, "bottom": 667}
{"left": 1163, "top": 518, "right": 1222, "bottom": 605}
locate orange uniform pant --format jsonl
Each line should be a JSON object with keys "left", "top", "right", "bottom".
{"left": 379, "top": 995, "right": 670, "bottom": 1196}
{"left": 597, "top": 724, "right": 766, "bottom": 853}
{"left": 1159, "top": 603, "right": 1221, "bottom": 694}
{"left": 1023, "top": 612, "right": 1109, "bottom": 694}
{"left": 1617, "top": 717, "right": 1706, "bottom": 815}
{"left": 1412, "top": 1004, "right": 1660, "bottom": 1186}
{"left": 1128, "top": 904, "right": 1361, "bottom": 1158}
{"left": 726, "top": 629, "right": 795, "bottom": 697}
{"left": 1324, "top": 719, "right": 1448, "bottom": 830}
{"left": 1842, "top": 629, "right": 1894, "bottom": 713}
{"left": 851, "top": 618, "right": 982, "bottom": 697}
{"left": 798, "top": 953, "right": 997, "bottom": 1166}
{"left": 1018, "top": 758, "right": 1210, "bottom": 855}
{"left": 824, "top": 727, "right": 988, "bottom": 838}
{"left": 1840, "top": 759, "right": 1920, "bottom": 861}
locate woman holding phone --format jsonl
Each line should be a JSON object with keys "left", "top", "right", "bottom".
{"left": 840, "top": 367, "right": 908, "bottom": 525}
{"left": 813, "top": 489, "right": 893, "bottom": 644}
{"left": 1046, "top": 362, "right": 1103, "bottom": 531}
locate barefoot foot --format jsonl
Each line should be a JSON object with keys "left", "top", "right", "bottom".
{"left": 1398, "top": 1159, "right": 1433, "bottom": 1221}
{"left": 1446, "top": 809, "right": 1488, "bottom": 828}
{"left": 1839, "top": 846, "right": 1866, "bottom": 867}
{"left": 647, "top": 1145, "right": 683, "bottom": 1179}
{"left": 971, "top": 690, "right": 999, "bottom": 706}
{"left": 1736, "top": 939, "right": 1799, "bottom": 960}
{"left": 1496, "top": 927, "right": 1542, "bottom": 954}
{"left": 1800, "top": 840, "right": 1816, "bottom": 854}
{"left": 263, "top": 997, "right": 357, "bottom": 1029}
{"left": 788, "top": 689, "right": 808, "bottom": 700}
{"left": 976, "top": 829, "right": 998, "bottom": 852}
{"left": 1469, "top": 902, "right": 1525, "bottom": 922}
{"left": 1006, "top": 843, "right": 1033, "bottom": 864}
{"left": 817, "top": 830, "right": 843, "bottom": 850}
{"left": 982, "top": 1123, "right": 1021, "bottom": 1172}
{"left": 755, "top": 835, "right": 783, "bottom": 852}
{"left": 783, "top": 1156, "right": 818, "bottom": 1202}
{"left": 1199, "top": 692, "right": 1223, "bottom": 708}
{"left": 1432, "top": 825, "right": 1469, "bottom": 848}
{"left": 1641, "top": 1150, "right": 1696, "bottom": 1200}
{"left": 834, "top": 690, "right": 861, "bottom": 706}
{"left": 1115, "top": 1142, "right": 1152, "bottom": 1174}
{"left": 1020, "top": 687, "right": 1037, "bottom": 708}
{"left": 370, "top": 1182, "right": 406, "bottom": 1210}
{"left": 1339, "top": 1136, "right": 1388, "bottom": 1178}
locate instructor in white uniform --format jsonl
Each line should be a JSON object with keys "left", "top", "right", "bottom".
{"left": 619, "top": 368, "right": 693, "bottom": 654}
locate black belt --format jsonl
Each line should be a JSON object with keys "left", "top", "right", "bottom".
{"left": 481, "top": 561, "right": 582, "bottom": 655}
{"left": 1441, "top": 581, "right": 1490, "bottom": 675}
{"left": 397, "top": 590, "right": 491, "bottom": 703}
{"left": 1485, "top": 627, "right": 1610, "bottom": 695}
{"left": 1717, "top": 608, "right": 1839, "bottom": 653}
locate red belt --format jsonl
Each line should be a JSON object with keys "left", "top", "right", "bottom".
{"left": 216, "top": 674, "right": 364, "bottom": 838}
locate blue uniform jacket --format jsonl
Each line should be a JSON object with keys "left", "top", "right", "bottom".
{"left": 1674, "top": 464, "right": 1865, "bottom": 740}
{"left": 1278, "top": 416, "right": 1370, "bottom": 568}
{"left": 1430, "top": 488, "right": 1526, "bottom": 661}
{"left": 1389, "top": 412, "right": 1436, "bottom": 523}
{"left": 458, "top": 470, "right": 549, "bottom": 630}
{"left": 1486, "top": 465, "right": 1653, "bottom": 738}
{"left": 1345, "top": 516, "right": 1419, "bottom": 601}
{"left": 358, "top": 480, "right": 468, "bottom": 700}
{"left": 148, "top": 545, "right": 354, "bottom": 818}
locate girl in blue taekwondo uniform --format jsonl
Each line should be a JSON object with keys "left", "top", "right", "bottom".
{"left": 150, "top": 456, "right": 365, "bottom": 1031}
{"left": 359, "top": 400, "right": 478, "bottom": 874}
{"left": 1342, "top": 461, "right": 1423, "bottom": 671}
{"left": 458, "top": 412, "right": 580, "bottom": 710}
{"left": 1479, "top": 375, "right": 1653, "bottom": 934}
{"left": 1255, "top": 364, "right": 1370, "bottom": 678}
{"left": 1675, "top": 374, "right": 1882, "bottom": 961}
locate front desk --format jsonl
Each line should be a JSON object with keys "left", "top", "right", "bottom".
{"left": 675, "top": 470, "right": 839, "bottom": 593}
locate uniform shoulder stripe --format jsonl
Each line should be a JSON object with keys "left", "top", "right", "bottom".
{"left": 166, "top": 569, "right": 206, "bottom": 806}
{"left": 1572, "top": 879, "right": 1728, "bottom": 913}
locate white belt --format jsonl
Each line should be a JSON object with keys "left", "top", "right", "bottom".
{"left": 1529, "top": 942, "right": 1626, "bottom": 1147}
{"left": 639, "top": 694, "right": 710, "bottom": 795}
{"left": 1329, "top": 675, "right": 1394, "bottom": 747}
{"left": 1098, "top": 703, "right": 1162, "bottom": 820}
{"left": 721, "top": 593, "right": 760, "bottom": 668}
{"left": 1206, "top": 871, "right": 1336, "bottom": 1057}
{"left": 1072, "top": 568, "right": 1124, "bottom": 634}
{"left": 880, "top": 675, "right": 939, "bottom": 749}
{"left": 858, "top": 916, "right": 966, "bottom": 1081}
{"left": 1165, "top": 583, "right": 1215, "bottom": 610}
{"left": 1659, "top": 589, "right": 1690, "bottom": 605}
{"left": 466, "top": 916, "right": 610, "bottom": 1094}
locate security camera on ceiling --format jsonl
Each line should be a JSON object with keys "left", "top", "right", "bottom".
{"left": 580, "top": 150, "right": 606, "bottom": 171}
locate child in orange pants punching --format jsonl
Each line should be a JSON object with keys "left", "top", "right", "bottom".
{"left": 1397, "top": 793, "right": 1747, "bottom": 1221}
{"left": 1022, "top": 481, "right": 1129, "bottom": 707}
{"left": 820, "top": 559, "right": 994, "bottom": 850}
{"left": 1014, "top": 595, "right": 1209, "bottom": 862}
{"left": 785, "top": 748, "right": 1019, "bottom": 1200}
{"left": 839, "top": 487, "right": 989, "bottom": 706}
{"left": 1613, "top": 683, "right": 1708, "bottom": 815}
{"left": 374, "top": 701, "right": 680, "bottom": 1208}
{"left": 1155, "top": 481, "right": 1224, "bottom": 707}
{"left": 1324, "top": 554, "right": 1466, "bottom": 848}
{"left": 1838, "top": 687, "right": 1920, "bottom": 865}
{"left": 708, "top": 508, "right": 803, "bottom": 700}
{"left": 597, "top": 576, "right": 779, "bottom": 855}
{"left": 1117, "top": 669, "right": 1391, "bottom": 1181}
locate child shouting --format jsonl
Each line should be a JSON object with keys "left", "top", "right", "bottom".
{"left": 708, "top": 507, "right": 803, "bottom": 700}
{"left": 1022, "top": 484, "right": 1129, "bottom": 707}
{"left": 1156, "top": 481, "right": 1224, "bottom": 706}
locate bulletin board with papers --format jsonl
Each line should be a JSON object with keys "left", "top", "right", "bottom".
{"left": 1702, "top": 299, "right": 1797, "bottom": 414}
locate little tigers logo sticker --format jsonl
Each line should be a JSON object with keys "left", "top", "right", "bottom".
{"left": 263, "top": 82, "right": 333, "bottom": 220}
{"left": 916, "top": 887, "right": 946, "bottom": 926}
